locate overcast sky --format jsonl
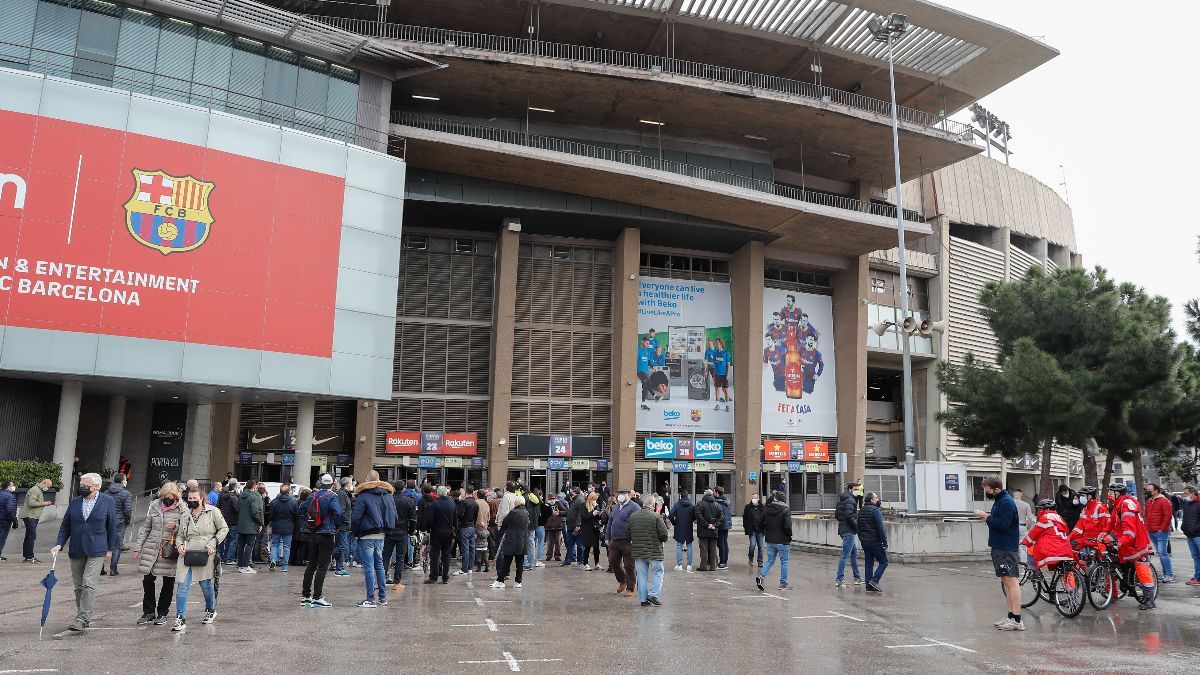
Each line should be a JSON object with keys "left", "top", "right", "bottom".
{"left": 937, "top": 0, "right": 1197, "bottom": 338}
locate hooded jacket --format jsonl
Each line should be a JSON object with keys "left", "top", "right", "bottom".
{"left": 497, "top": 491, "right": 520, "bottom": 527}
{"left": 835, "top": 490, "right": 858, "bottom": 535}
{"left": 0, "top": 489, "right": 16, "bottom": 522}
{"left": 1069, "top": 498, "right": 1110, "bottom": 545}
{"left": 857, "top": 501, "right": 886, "bottom": 546}
{"left": 217, "top": 487, "right": 240, "bottom": 526}
{"left": 269, "top": 492, "right": 301, "bottom": 535}
{"left": 106, "top": 483, "right": 133, "bottom": 526}
{"left": 668, "top": 497, "right": 696, "bottom": 544}
{"left": 387, "top": 488, "right": 418, "bottom": 540}
{"left": 352, "top": 480, "right": 397, "bottom": 537}
{"left": 135, "top": 497, "right": 184, "bottom": 577}
{"left": 762, "top": 500, "right": 792, "bottom": 545}
{"left": 1055, "top": 488, "right": 1081, "bottom": 530}
{"left": 694, "top": 494, "right": 721, "bottom": 539}
{"left": 1114, "top": 500, "right": 1154, "bottom": 563}
{"left": 714, "top": 494, "right": 733, "bottom": 530}
{"left": 566, "top": 493, "right": 585, "bottom": 531}
{"left": 1021, "top": 510, "right": 1076, "bottom": 569}
{"left": 498, "top": 503, "right": 529, "bottom": 555}
{"left": 1180, "top": 495, "right": 1200, "bottom": 538}
{"left": 742, "top": 501, "right": 765, "bottom": 534}
{"left": 300, "top": 488, "right": 344, "bottom": 536}
{"left": 237, "top": 488, "right": 264, "bottom": 535}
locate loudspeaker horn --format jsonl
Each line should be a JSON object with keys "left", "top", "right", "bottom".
{"left": 870, "top": 322, "right": 891, "bottom": 337}
{"left": 901, "top": 316, "right": 919, "bottom": 334}
{"left": 919, "top": 318, "right": 947, "bottom": 336}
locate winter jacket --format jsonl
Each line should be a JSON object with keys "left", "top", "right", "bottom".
{"left": 496, "top": 491, "right": 520, "bottom": 527}
{"left": 668, "top": 498, "right": 696, "bottom": 543}
{"left": 628, "top": 507, "right": 668, "bottom": 560}
{"left": 18, "top": 484, "right": 47, "bottom": 520}
{"left": 217, "top": 489, "right": 240, "bottom": 526}
{"left": 336, "top": 488, "right": 353, "bottom": 530}
{"left": 206, "top": 489, "right": 219, "bottom": 506}
{"left": 857, "top": 502, "right": 886, "bottom": 546}
{"left": 1069, "top": 498, "right": 1110, "bottom": 545}
{"left": 604, "top": 500, "right": 639, "bottom": 541}
{"left": 498, "top": 506, "right": 529, "bottom": 556}
{"left": 1055, "top": 489, "right": 1081, "bottom": 530}
{"left": 742, "top": 501, "right": 765, "bottom": 534}
{"left": 237, "top": 489, "right": 264, "bottom": 535}
{"left": 174, "top": 504, "right": 228, "bottom": 582}
{"left": 694, "top": 494, "right": 721, "bottom": 539}
{"left": 387, "top": 490, "right": 418, "bottom": 540}
{"left": 268, "top": 493, "right": 301, "bottom": 536}
{"left": 1115, "top": 501, "right": 1154, "bottom": 563}
{"left": 135, "top": 498, "right": 184, "bottom": 577}
{"left": 0, "top": 489, "right": 16, "bottom": 522}
{"left": 106, "top": 483, "right": 133, "bottom": 526}
{"left": 545, "top": 508, "right": 563, "bottom": 531}
{"left": 475, "top": 497, "right": 491, "bottom": 533}
{"left": 524, "top": 493, "right": 543, "bottom": 528}
{"left": 1145, "top": 494, "right": 1174, "bottom": 533}
{"left": 423, "top": 495, "right": 458, "bottom": 539}
{"left": 300, "top": 489, "right": 344, "bottom": 536}
{"left": 566, "top": 494, "right": 585, "bottom": 531}
{"left": 715, "top": 495, "right": 733, "bottom": 530}
{"left": 1180, "top": 496, "right": 1200, "bottom": 538}
{"left": 835, "top": 490, "right": 858, "bottom": 535}
{"left": 985, "top": 490, "right": 1020, "bottom": 552}
{"left": 457, "top": 496, "right": 480, "bottom": 531}
{"left": 352, "top": 480, "right": 397, "bottom": 537}
{"left": 1021, "top": 511, "right": 1076, "bottom": 569}
{"left": 762, "top": 501, "right": 792, "bottom": 545}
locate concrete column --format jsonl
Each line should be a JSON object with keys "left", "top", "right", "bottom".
{"left": 1033, "top": 237, "right": 1049, "bottom": 267}
{"left": 182, "top": 403, "right": 213, "bottom": 482}
{"left": 102, "top": 394, "right": 126, "bottom": 473}
{"left": 208, "top": 403, "right": 240, "bottom": 481}
{"left": 354, "top": 400, "right": 378, "bottom": 480}
{"left": 999, "top": 227, "right": 1012, "bottom": 281}
{"left": 52, "top": 381, "right": 84, "bottom": 495}
{"left": 924, "top": 217, "right": 951, "bottom": 462}
{"left": 610, "top": 227, "right": 640, "bottom": 492}
{"left": 487, "top": 221, "right": 521, "bottom": 485}
{"left": 730, "top": 241, "right": 764, "bottom": 507}
{"left": 832, "top": 256, "right": 868, "bottom": 482}
{"left": 294, "top": 396, "right": 315, "bottom": 486}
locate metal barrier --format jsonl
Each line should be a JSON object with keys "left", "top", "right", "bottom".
{"left": 320, "top": 16, "right": 973, "bottom": 142}
{"left": 392, "top": 111, "right": 925, "bottom": 223}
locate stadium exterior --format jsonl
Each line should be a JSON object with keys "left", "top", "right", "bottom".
{"left": 0, "top": 0, "right": 1078, "bottom": 512}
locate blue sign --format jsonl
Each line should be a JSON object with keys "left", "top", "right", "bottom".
{"left": 418, "top": 456, "right": 440, "bottom": 469}
{"left": 470, "top": 457, "right": 485, "bottom": 468}
{"left": 547, "top": 458, "right": 567, "bottom": 470}
{"left": 336, "top": 453, "right": 350, "bottom": 465}
{"left": 786, "top": 461, "right": 805, "bottom": 473}
{"left": 596, "top": 460, "right": 609, "bottom": 471}
{"left": 645, "top": 437, "right": 677, "bottom": 459}
{"left": 281, "top": 452, "right": 295, "bottom": 466}
{"left": 550, "top": 434, "right": 572, "bottom": 457}
{"left": 238, "top": 451, "right": 252, "bottom": 464}
{"left": 945, "top": 474, "right": 960, "bottom": 491}
{"left": 693, "top": 438, "right": 725, "bottom": 460}
{"left": 421, "top": 432, "right": 443, "bottom": 454}
{"left": 748, "top": 471, "right": 758, "bottom": 483}
{"left": 671, "top": 461, "right": 691, "bottom": 473}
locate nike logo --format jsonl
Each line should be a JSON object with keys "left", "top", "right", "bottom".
{"left": 313, "top": 436, "right": 339, "bottom": 445}
{"left": 251, "top": 434, "right": 279, "bottom": 444}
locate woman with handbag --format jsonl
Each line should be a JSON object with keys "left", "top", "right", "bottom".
{"left": 132, "top": 482, "right": 184, "bottom": 625}
{"left": 172, "top": 485, "right": 229, "bottom": 633}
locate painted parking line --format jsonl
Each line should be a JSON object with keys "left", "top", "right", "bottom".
{"left": 458, "top": 651, "right": 563, "bottom": 672}
{"left": 885, "top": 638, "right": 977, "bottom": 654}
{"left": 447, "top": 598, "right": 513, "bottom": 606}
{"left": 792, "top": 611, "right": 865, "bottom": 622}
{"left": 450, "top": 619, "right": 535, "bottom": 632}
{"left": 730, "top": 593, "right": 787, "bottom": 600}
{"left": 0, "top": 670, "right": 60, "bottom": 674}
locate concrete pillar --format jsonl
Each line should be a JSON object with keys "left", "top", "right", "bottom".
{"left": 294, "top": 396, "right": 315, "bottom": 486}
{"left": 182, "top": 403, "right": 213, "bottom": 482}
{"left": 1033, "top": 237, "right": 1049, "bottom": 267}
{"left": 354, "top": 400, "right": 378, "bottom": 480}
{"left": 487, "top": 221, "right": 521, "bottom": 485}
{"left": 610, "top": 227, "right": 640, "bottom": 491}
{"left": 832, "top": 256, "right": 868, "bottom": 482}
{"left": 924, "top": 217, "right": 951, "bottom": 462}
{"left": 999, "top": 227, "right": 1012, "bottom": 281}
{"left": 102, "top": 394, "right": 126, "bottom": 473}
{"left": 209, "top": 403, "right": 240, "bottom": 481}
{"left": 52, "top": 381, "right": 84, "bottom": 495}
{"left": 730, "top": 241, "right": 764, "bottom": 507}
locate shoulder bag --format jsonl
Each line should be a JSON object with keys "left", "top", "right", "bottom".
{"left": 182, "top": 509, "right": 212, "bottom": 567}
{"left": 159, "top": 507, "right": 179, "bottom": 561}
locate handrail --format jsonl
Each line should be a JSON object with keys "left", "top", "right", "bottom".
{"left": 321, "top": 16, "right": 974, "bottom": 142}
{"left": 391, "top": 111, "right": 926, "bottom": 223}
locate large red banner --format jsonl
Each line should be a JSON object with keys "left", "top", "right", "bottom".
{"left": 0, "top": 110, "right": 344, "bottom": 358}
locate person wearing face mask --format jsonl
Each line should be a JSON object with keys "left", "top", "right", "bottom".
{"left": 1054, "top": 485, "right": 1081, "bottom": 531}
{"left": 834, "top": 481, "right": 863, "bottom": 587}
{"left": 51, "top": 473, "right": 119, "bottom": 634}
{"left": 1069, "top": 486, "right": 1110, "bottom": 548}
{"left": 1144, "top": 483, "right": 1176, "bottom": 583}
{"left": 133, "top": 482, "right": 184, "bottom": 625}
{"left": 1179, "top": 485, "right": 1200, "bottom": 586}
{"left": 172, "top": 485, "right": 229, "bottom": 632}
{"left": 605, "top": 489, "right": 640, "bottom": 596}
{"left": 742, "top": 493, "right": 766, "bottom": 568}
{"left": 972, "top": 475, "right": 1023, "bottom": 631}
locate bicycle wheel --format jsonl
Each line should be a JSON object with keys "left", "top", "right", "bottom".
{"left": 1054, "top": 567, "right": 1086, "bottom": 618}
{"left": 1132, "top": 563, "right": 1160, "bottom": 606}
{"left": 1016, "top": 563, "right": 1041, "bottom": 608}
{"left": 1087, "top": 564, "right": 1116, "bottom": 610}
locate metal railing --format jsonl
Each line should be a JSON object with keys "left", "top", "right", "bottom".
{"left": 321, "top": 16, "right": 974, "bottom": 141}
{"left": 392, "top": 111, "right": 926, "bottom": 223}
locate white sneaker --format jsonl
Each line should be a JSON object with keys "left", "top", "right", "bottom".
{"left": 240, "top": 567, "right": 257, "bottom": 574}
{"left": 535, "top": 562, "right": 545, "bottom": 568}
{"left": 584, "top": 564, "right": 592, "bottom": 571}
{"left": 491, "top": 581, "right": 505, "bottom": 589}
{"left": 686, "top": 565, "right": 693, "bottom": 572}
{"left": 673, "top": 565, "right": 683, "bottom": 571}
{"left": 995, "top": 618, "right": 1025, "bottom": 631}
{"left": 514, "top": 583, "right": 523, "bottom": 589}
{"left": 453, "top": 570, "right": 467, "bottom": 576}
{"left": 310, "top": 597, "right": 331, "bottom": 608}
{"left": 171, "top": 617, "right": 186, "bottom": 632}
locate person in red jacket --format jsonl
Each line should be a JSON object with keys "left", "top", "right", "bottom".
{"left": 1069, "top": 486, "right": 1110, "bottom": 546}
{"left": 1114, "top": 497, "right": 1157, "bottom": 609}
{"left": 1106, "top": 484, "right": 1137, "bottom": 534}
{"left": 1144, "top": 483, "right": 1176, "bottom": 582}
{"left": 1021, "top": 500, "right": 1077, "bottom": 570}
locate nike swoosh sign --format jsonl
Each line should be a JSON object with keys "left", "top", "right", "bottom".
{"left": 313, "top": 436, "right": 339, "bottom": 445}
{"left": 251, "top": 434, "right": 279, "bottom": 444}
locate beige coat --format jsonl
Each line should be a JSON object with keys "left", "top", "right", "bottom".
{"left": 174, "top": 504, "right": 228, "bottom": 582}
{"left": 135, "top": 499, "right": 185, "bottom": 577}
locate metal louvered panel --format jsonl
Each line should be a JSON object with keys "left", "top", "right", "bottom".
{"left": 237, "top": 399, "right": 356, "bottom": 451}
{"left": 506, "top": 402, "right": 612, "bottom": 459}
{"left": 375, "top": 397, "right": 489, "bottom": 453}
{"left": 947, "top": 237, "right": 1003, "bottom": 367}
{"left": 394, "top": 323, "right": 491, "bottom": 396}
{"left": 1008, "top": 245, "right": 1041, "bottom": 277}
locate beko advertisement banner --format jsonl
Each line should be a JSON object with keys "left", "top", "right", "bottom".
{"left": 760, "top": 288, "right": 837, "bottom": 437}
{"left": 636, "top": 276, "right": 733, "bottom": 433}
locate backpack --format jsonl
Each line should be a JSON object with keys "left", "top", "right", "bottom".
{"left": 307, "top": 491, "right": 329, "bottom": 530}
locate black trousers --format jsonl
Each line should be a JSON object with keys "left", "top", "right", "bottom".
{"left": 382, "top": 535, "right": 408, "bottom": 582}
{"left": 302, "top": 533, "right": 336, "bottom": 599}
{"left": 497, "top": 554, "right": 524, "bottom": 584}
{"left": 142, "top": 573, "right": 174, "bottom": 617}
{"left": 429, "top": 535, "right": 453, "bottom": 581}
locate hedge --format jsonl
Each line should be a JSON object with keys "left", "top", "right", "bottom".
{"left": 0, "top": 460, "right": 64, "bottom": 489}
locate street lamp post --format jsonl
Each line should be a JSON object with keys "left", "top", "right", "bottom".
{"left": 868, "top": 13, "right": 918, "bottom": 515}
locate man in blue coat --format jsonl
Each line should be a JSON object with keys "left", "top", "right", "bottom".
{"left": 0, "top": 481, "right": 17, "bottom": 560}
{"left": 50, "top": 472, "right": 119, "bottom": 633}
{"left": 351, "top": 471, "right": 396, "bottom": 607}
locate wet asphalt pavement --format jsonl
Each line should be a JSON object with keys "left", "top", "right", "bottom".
{"left": 1, "top": 531, "right": 1197, "bottom": 674}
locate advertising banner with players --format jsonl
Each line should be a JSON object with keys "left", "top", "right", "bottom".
{"left": 760, "top": 288, "right": 837, "bottom": 437}
{"left": 636, "top": 277, "right": 733, "bottom": 433}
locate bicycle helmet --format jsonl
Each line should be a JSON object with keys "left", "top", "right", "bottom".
{"left": 1078, "top": 486, "right": 1098, "bottom": 496}
{"left": 1108, "top": 483, "right": 1127, "bottom": 494}
{"left": 1035, "top": 499, "right": 1056, "bottom": 509}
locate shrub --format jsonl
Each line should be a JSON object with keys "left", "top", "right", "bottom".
{"left": 0, "top": 460, "right": 64, "bottom": 489}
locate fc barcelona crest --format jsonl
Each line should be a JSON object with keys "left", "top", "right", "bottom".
{"left": 123, "top": 169, "right": 214, "bottom": 255}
